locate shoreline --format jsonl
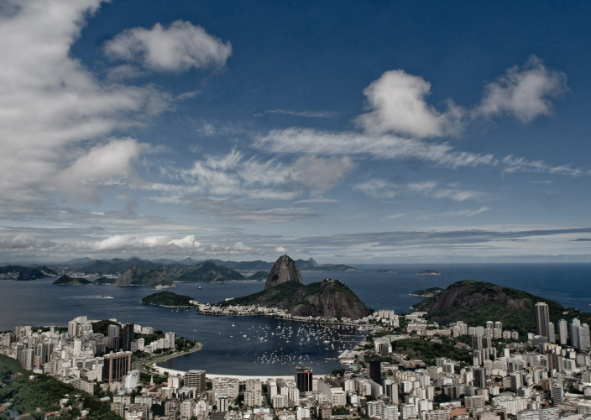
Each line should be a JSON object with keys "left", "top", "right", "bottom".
{"left": 152, "top": 364, "right": 332, "bottom": 381}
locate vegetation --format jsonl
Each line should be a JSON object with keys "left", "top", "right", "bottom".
{"left": 391, "top": 338, "right": 472, "bottom": 365}
{"left": 52, "top": 275, "right": 91, "bottom": 285}
{"left": 174, "top": 261, "right": 245, "bottom": 282}
{"left": 91, "top": 320, "right": 120, "bottom": 335}
{"left": 410, "top": 287, "right": 443, "bottom": 297}
{"left": 142, "top": 291, "right": 195, "bottom": 307}
{"left": 219, "top": 279, "right": 371, "bottom": 319}
{"left": 247, "top": 271, "right": 269, "bottom": 280}
{"left": 93, "top": 277, "right": 116, "bottom": 285}
{"left": 414, "top": 280, "right": 591, "bottom": 336}
{"left": 0, "top": 265, "right": 57, "bottom": 281}
{"left": 0, "top": 355, "right": 120, "bottom": 420}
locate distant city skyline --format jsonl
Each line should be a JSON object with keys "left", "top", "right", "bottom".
{"left": 1, "top": 1, "right": 591, "bottom": 262}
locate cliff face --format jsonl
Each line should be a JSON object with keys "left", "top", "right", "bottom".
{"left": 221, "top": 279, "right": 372, "bottom": 320}
{"left": 265, "top": 255, "right": 302, "bottom": 289}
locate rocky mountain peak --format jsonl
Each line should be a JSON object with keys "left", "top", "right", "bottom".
{"left": 265, "top": 255, "right": 302, "bottom": 289}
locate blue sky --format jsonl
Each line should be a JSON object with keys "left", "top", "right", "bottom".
{"left": 1, "top": 0, "right": 590, "bottom": 262}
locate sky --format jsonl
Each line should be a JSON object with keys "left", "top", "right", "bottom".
{"left": 1, "top": 0, "right": 591, "bottom": 263}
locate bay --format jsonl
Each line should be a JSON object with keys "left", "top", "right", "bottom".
{"left": 0, "top": 263, "right": 590, "bottom": 376}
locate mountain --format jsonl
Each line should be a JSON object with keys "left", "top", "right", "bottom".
{"left": 220, "top": 279, "right": 371, "bottom": 319}
{"left": 413, "top": 280, "right": 589, "bottom": 335}
{"left": 94, "top": 277, "right": 117, "bottom": 285}
{"left": 142, "top": 291, "right": 195, "bottom": 307}
{"left": 52, "top": 275, "right": 91, "bottom": 285}
{"left": 265, "top": 255, "right": 302, "bottom": 288}
{"left": 247, "top": 271, "right": 269, "bottom": 280}
{"left": 174, "top": 261, "right": 245, "bottom": 283}
{"left": 177, "top": 257, "right": 200, "bottom": 266}
{"left": 62, "top": 257, "right": 92, "bottom": 266}
{"left": 209, "top": 259, "right": 274, "bottom": 271}
{"left": 114, "top": 268, "right": 174, "bottom": 287}
{"left": 78, "top": 258, "right": 164, "bottom": 275}
{"left": 0, "top": 265, "right": 57, "bottom": 280}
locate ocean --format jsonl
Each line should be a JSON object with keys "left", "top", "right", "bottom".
{"left": 0, "top": 263, "right": 590, "bottom": 375}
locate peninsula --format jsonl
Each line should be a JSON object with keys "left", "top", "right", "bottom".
{"left": 52, "top": 274, "right": 92, "bottom": 285}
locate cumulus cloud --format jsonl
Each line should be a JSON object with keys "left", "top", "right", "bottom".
{"left": 104, "top": 20, "right": 232, "bottom": 72}
{"left": 355, "top": 70, "right": 465, "bottom": 138}
{"left": 56, "top": 138, "right": 149, "bottom": 202}
{"left": 276, "top": 246, "right": 288, "bottom": 253}
{"left": 476, "top": 56, "right": 567, "bottom": 122}
{"left": 0, "top": 0, "right": 171, "bottom": 217}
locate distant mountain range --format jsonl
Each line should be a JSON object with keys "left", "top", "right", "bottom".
{"left": 1, "top": 256, "right": 360, "bottom": 287}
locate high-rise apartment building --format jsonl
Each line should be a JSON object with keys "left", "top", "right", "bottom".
{"left": 295, "top": 366, "right": 313, "bottom": 396}
{"left": 184, "top": 370, "right": 206, "bottom": 394}
{"left": 571, "top": 318, "right": 581, "bottom": 348}
{"left": 558, "top": 319, "right": 568, "bottom": 346}
{"left": 535, "top": 302, "right": 550, "bottom": 338}
{"left": 121, "top": 323, "right": 134, "bottom": 352}
{"left": 103, "top": 351, "right": 132, "bottom": 383}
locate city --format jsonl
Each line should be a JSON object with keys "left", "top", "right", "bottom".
{"left": 2, "top": 301, "right": 591, "bottom": 420}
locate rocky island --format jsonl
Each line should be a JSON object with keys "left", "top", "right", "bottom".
{"left": 410, "top": 287, "right": 444, "bottom": 297}
{"left": 216, "top": 255, "right": 371, "bottom": 319}
{"left": 417, "top": 269, "right": 441, "bottom": 276}
{"left": 142, "top": 291, "right": 196, "bottom": 308}
{"left": 52, "top": 275, "right": 92, "bottom": 285}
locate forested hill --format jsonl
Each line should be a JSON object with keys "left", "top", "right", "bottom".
{"left": 413, "top": 280, "right": 591, "bottom": 335}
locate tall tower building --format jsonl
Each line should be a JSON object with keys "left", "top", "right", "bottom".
{"left": 535, "top": 302, "right": 550, "bottom": 338}
{"left": 571, "top": 318, "right": 581, "bottom": 349}
{"left": 102, "top": 351, "right": 132, "bottom": 383}
{"left": 474, "top": 367, "right": 486, "bottom": 389}
{"left": 121, "top": 323, "right": 134, "bottom": 352}
{"left": 295, "top": 366, "right": 313, "bottom": 396}
{"left": 548, "top": 322, "right": 556, "bottom": 344}
{"left": 369, "top": 360, "right": 382, "bottom": 385}
{"left": 558, "top": 319, "right": 568, "bottom": 346}
{"left": 108, "top": 324, "right": 120, "bottom": 350}
{"left": 579, "top": 324, "right": 590, "bottom": 351}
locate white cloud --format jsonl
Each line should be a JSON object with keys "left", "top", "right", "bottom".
{"left": 0, "top": 0, "right": 171, "bottom": 217}
{"left": 355, "top": 70, "right": 465, "bottom": 138}
{"left": 56, "top": 138, "right": 149, "bottom": 202}
{"left": 291, "top": 155, "right": 355, "bottom": 190}
{"left": 443, "top": 207, "right": 490, "bottom": 217}
{"left": 276, "top": 246, "right": 288, "bottom": 253}
{"left": 477, "top": 56, "right": 567, "bottom": 122}
{"left": 353, "top": 179, "right": 484, "bottom": 202}
{"left": 254, "top": 128, "right": 496, "bottom": 168}
{"left": 104, "top": 20, "right": 232, "bottom": 72}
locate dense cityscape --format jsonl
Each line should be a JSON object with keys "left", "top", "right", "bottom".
{"left": 3, "top": 299, "right": 591, "bottom": 420}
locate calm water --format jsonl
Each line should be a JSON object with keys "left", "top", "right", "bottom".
{"left": 0, "top": 264, "right": 590, "bottom": 375}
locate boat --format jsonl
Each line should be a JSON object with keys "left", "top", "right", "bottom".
{"left": 198, "top": 286, "right": 202, "bottom": 289}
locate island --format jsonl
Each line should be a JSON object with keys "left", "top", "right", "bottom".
{"left": 409, "top": 287, "right": 444, "bottom": 297}
{"left": 376, "top": 269, "right": 396, "bottom": 273}
{"left": 52, "top": 274, "right": 92, "bottom": 285}
{"left": 142, "top": 291, "right": 196, "bottom": 308}
{"left": 417, "top": 269, "right": 441, "bottom": 276}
